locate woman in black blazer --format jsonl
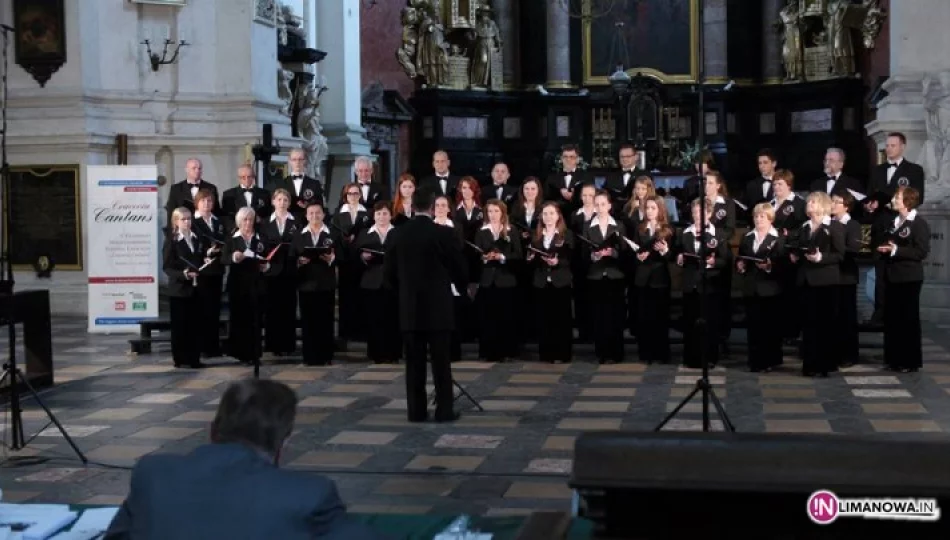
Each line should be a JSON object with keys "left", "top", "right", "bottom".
{"left": 354, "top": 201, "right": 401, "bottom": 364}
{"left": 511, "top": 177, "right": 543, "bottom": 342}
{"left": 770, "top": 170, "right": 808, "bottom": 344}
{"left": 474, "top": 200, "right": 522, "bottom": 362}
{"left": 876, "top": 186, "right": 931, "bottom": 373}
{"left": 584, "top": 190, "right": 631, "bottom": 364}
{"left": 294, "top": 202, "right": 338, "bottom": 365}
{"left": 571, "top": 183, "right": 597, "bottom": 343}
{"left": 391, "top": 174, "right": 416, "bottom": 227}
{"left": 622, "top": 177, "right": 656, "bottom": 337}
{"left": 260, "top": 188, "right": 299, "bottom": 356}
{"left": 434, "top": 195, "right": 466, "bottom": 362}
{"left": 736, "top": 203, "right": 785, "bottom": 372}
{"left": 831, "top": 191, "right": 863, "bottom": 368}
{"left": 454, "top": 177, "right": 484, "bottom": 346}
{"left": 528, "top": 202, "right": 575, "bottom": 363}
{"left": 163, "top": 208, "right": 207, "bottom": 368}
{"left": 790, "top": 192, "right": 845, "bottom": 377}
{"left": 703, "top": 171, "right": 737, "bottom": 355}
{"left": 632, "top": 195, "right": 674, "bottom": 364}
{"left": 226, "top": 207, "right": 268, "bottom": 366}
{"left": 332, "top": 182, "right": 372, "bottom": 342}
{"left": 676, "top": 200, "right": 731, "bottom": 369}
{"left": 191, "top": 190, "right": 226, "bottom": 358}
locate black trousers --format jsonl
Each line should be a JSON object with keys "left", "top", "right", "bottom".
{"left": 873, "top": 259, "right": 887, "bottom": 318}
{"left": 478, "top": 286, "right": 519, "bottom": 361}
{"left": 404, "top": 331, "right": 453, "bottom": 421}
{"left": 299, "top": 289, "right": 335, "bottom": 365}
{"left": 801, "top": 284, "right": 838, "bottom": 375}
{"left": 264, "top": 276, "right": 297, "bottom": 354}
{"left": 884, "top": 280, "right": 923, "bottom": 370}
{"left": 363, "top": 288, "right": 402, "bottom": 363}
{"left": 517, "top": 278, "right": 538, "bottom": 342}
{"left": 337, "top": 262, "right": 364, "bottom": 340}
{"left": 169, "top": 295, "right": 201, "bottom": 367}
{"left": 779, "top": 265, "right": 802, "bottom": 340}
{"left": 745, "top": 295, "right": 783, "bottom": 371}
{"left": 450, "top": 295, "right": 467, "bottom": 361}
{"left": 836, "top": 284, "right": 860, "bottom": 366}
{"left": 573, "top": 271, "right": 592, "bottom": 341}
{"left": 536, "top": 284, "right": 574, "bottom": 362}
{"left": 637, "top": 285, "right": 671, "bottom": 363}
{"left": 625, "top": 281, "right": 638, "bottom": 336}
{"left": 589, "top": 278, "right": 626, "bottom": 362}
{"left": 227, "top": 288, "right": 262, "bottom": 364}
{"left": 682, "top": 289, "right": 719, "bottom": 369}
{"left": 718, "top": 270, "right": 733, "bottom": 343}
{"left": 195, "top": 275, "right": 223, "bottom": 356}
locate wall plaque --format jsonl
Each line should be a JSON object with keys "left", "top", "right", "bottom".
{"left": 4, "top": 165, "right": 82, "bottom": 270}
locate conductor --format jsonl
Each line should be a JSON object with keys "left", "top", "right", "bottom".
{"left": 384, "top": 188, "right": 468, "bottom": 423}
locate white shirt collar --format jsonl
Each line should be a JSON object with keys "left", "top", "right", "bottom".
{"left": 340, "top": 204, "right": 366, "bottom": 213}
{"left": 805, "top": 216, "right": 831, "bottom": 229}
{"left": 836, "top": 213, "right": 852, "bottom": 225}
{"left": 481, "top": 223, "right": 510, "bottom": 231}
{"left": 589, "top": 216, "right": 617, "bottom": 228}
{"left": 457, "top": 202, "right": 479, "bottom": 210}
{"left": 369, "top": 224, "right": 390, "bottom": 234}
{"left": 308, "top": 224, "right": 330, "bottom": 235}
{"left": 889, "top": 158, "right": 904, "bottom": 166}
{"left": 233, "top": 231, "right": 257, "bottom": 239}
{"left": 270, "top": 212, "right": 294, "bottom": 222}
{"left": 686, "top": 223, "right": 716, "bottom": 236}
{"left": 176, "top": 231, "right": 196, "bottom": 241}
{"left": 746, "top": 227, "right": 778, "bottom": 237}
{"left": 895, "top": 209, "right": 918, "bottom": 226}
{"left": 714, "top": 195, "right": 725, "bottom": 204}
{"left": 436, "top": 218, "right": 454, "bottom": 227}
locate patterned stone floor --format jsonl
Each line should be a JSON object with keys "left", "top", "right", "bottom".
{"left": 1, "top": 317, "right": 950, "bottom": 517}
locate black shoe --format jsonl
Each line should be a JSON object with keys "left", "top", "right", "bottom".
{"left": 435, "top": 411, "right": 461, "bottom": 423}
{"left": 408, "top": 414, "right": 429, "bottom": 423}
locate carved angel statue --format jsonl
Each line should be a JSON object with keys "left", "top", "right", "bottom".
{"left": 296, "top": 81, "right": 329, "bottom": 179}
{"left": 277, "top": 68, "right": 295, "bottom": 117}
{"left": 397, "top": 6, "right": 420, "bottom": 79}
{"left": 469, "top": 5, "right": 502, "bottom": 89}
{"left": 779, "top": 1, "right": 804, "bottom": 81}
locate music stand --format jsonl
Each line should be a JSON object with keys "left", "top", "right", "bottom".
{"left": 0, "top": 24, "right": 86, "bottom": 463}
{"left": 429, "top": 379, "right": 484, "bottom": 412}
{"left": 655, "top": 0, "right": 734, "bottom": 433}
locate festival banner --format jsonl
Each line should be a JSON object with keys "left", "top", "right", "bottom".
{"left": 85, "top": 166, "right": 160, "bottom": 333}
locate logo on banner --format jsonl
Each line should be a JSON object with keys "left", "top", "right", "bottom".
{"left": 132, "top": 302, "right": 147, "bottom": 311}
{"left": 114, "top": 301, "right": 126, "bottom": 311}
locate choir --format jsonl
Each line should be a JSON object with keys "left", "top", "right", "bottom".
{"left": 161, "top": 140, "right": 932, "bottom": 377}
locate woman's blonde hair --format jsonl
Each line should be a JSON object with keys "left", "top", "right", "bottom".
{"left": 171, "top": 207, "right": 191, "bottom": 235}
{"left": 806, "top": 191, "right": 832, "bottom": 217}
{"left": 752, "top": 202, "right": 775, "bottom": 223}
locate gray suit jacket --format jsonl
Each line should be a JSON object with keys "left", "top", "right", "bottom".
{"left": 105, "top": 443, "right": 383, "bottom": 540}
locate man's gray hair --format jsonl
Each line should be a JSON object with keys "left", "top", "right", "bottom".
{"left": 826, "top": 147, "right": 846, "bottom": 161}
{"left": 211, "top": 379, "right": 298, "bottom": 456}
{"left": 354, "top": 155, "right": 374, "bottom": 169}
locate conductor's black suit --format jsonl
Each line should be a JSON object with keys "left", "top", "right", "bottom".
{"left": 384, "top": 214, "right": 468, "bottom": 422}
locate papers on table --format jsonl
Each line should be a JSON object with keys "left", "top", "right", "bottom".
{"left": 0, "top": 504, "right": 118, "bottom": 540}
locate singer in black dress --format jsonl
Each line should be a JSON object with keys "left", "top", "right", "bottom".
{"left": 511, "top": 177, "right": 542, "bottom": 342}
{"left": 474, "top": 200, "right": 522, "bottom": 362}
{"left": 770, "top": 170, "right": 807, "bottom": 343}
{"left": 703, "top": 171, "right": 737, "bottom": 354}
{"left": 294, "top": 202, "right": 339, "bottom": 366}
{"left": 831, "top": 191, "right": 863, "bottom": 368}
{"left": 737, "top": 203, "right": 785, "bottom": 372}
{"left": 354, "top": 201, "right": 402, "bottom": 363}
{"left": 226, "top": 207, "right": 268, "bottom": 365}
{"left": 163, "top": 208, "right": 206, "bottom": 368}
{"left": 454, "top": 177, "right": 484, "bottom": 346}
{"left": 632, "top": 195, "right": 674, "bottom": 364}
{"left": 332, "top": 182, "right": 372, "bottom": 342}
{"left": 877, "top": 186, "right": 930, "bottom": 373}
{"left": 621, "top": 177, "right": 656, "bottom": 336}
{"left": 260, "top": 189, "right": 299, "bottom": 356}
{"left": 191, "top": 190, "right": 226, "bottom": 358}
{"left": 392, "top": 174, "right": 416, "bottom": 227}
{"left": 583, "top": 190, "right": 630, "bottom": 364}
{"left": 528, "top": 202, "right": 575, "bottom": 363}
{"left": 433, "top": 195, "right": 466, "bottom": 362}
{"left": 676, "top": 200, "right": 730, "bottom": 369}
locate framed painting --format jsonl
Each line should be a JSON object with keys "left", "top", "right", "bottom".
{"left": 13, "top": 0, "right": 66, "bottom": 87}
{"left": 4, "top": 165, "right": 83, "bottom": 270}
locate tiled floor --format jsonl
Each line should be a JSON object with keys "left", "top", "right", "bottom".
{"left": 1, "top": 316, "right": 950, "bottom": 516}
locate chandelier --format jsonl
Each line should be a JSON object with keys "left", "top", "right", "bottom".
{"left": 557, "top": 0, "right": 624, "bottom": 19}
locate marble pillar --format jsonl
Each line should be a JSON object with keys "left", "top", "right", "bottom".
{"left": 545, "top": 1, "right": 571, "bottom": 88}
{"left": 703, "top": 0, "right": 728, "bottom": 81}
{"left": 866, "top": 0, "right": 950, "bottom": 322}
{"left": 494, "top": 0, "right": 519, "bottom": 88}
{"left": 761, "top": 0, "right": 784, "bottom": 82}
{"left": 315, "top": 0, "right": 370, "bottom": 201}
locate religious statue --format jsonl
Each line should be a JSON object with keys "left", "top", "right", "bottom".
{"left": 296, "top": 81, "right": 329, "bottom": 179}
{"left": 825, "top": 0, "right": 854, "bottom": 77}
{"left": 920, "top": 72, "right": 950, "bottom": 204}
{"left": 468, "top": 5, "right": 502, "bottom": 89}
{"left": 277, "top": 68, "right": 295, "bottom": 116}
{"left": 861, "top": 0, "right": 885, "bottom": 49}
{"left": 779, "top": 1, "right": 804, "bottom": 81}
{"left": 416, "top": 1, "right": 450, "bottom": 87}
{"left": 396, "top": 5, "right": 420, "bottom": 80}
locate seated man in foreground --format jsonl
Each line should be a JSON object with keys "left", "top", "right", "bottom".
{"left": 105, "top": 379, "right": 381, "bottom": 539}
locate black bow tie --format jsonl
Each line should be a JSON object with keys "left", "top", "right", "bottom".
{"left": 623, "top": 170, "right": 633, "bottom": 174}
{"left": 292, "top": 175, "right": 303, "bottom": 179}
{"left": 827, "top": 176, "right": 836, "bottom": 182}
{"left": 438, "top": 176, "right": 448, "bottom": 180}
{"left": 887, "top": 163, "right": 898, "bottom": 169}
{"left": 242, "top": 188, "right": 254, "bottom": 193}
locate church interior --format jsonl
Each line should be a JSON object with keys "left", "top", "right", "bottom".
{"left": 0, "top": 0, "right": 950, "bottom": 537}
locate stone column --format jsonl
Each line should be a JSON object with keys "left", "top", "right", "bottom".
{"left": 762, "top": 0, "right": 784, "bottom": 82}
{"left": 494, "top": 0, "right": 519, "bottom": 88}
{"left": 703, "top": 0, "right": 728, "bottom": 81}
{"left": 545, "top": 1, "right": 571, "bottom": 88}
{"left": 315, "top": 0, "right": 370, "bottom": 206}
{"left": 865, "top": 0, "right": 950, "bottom": 322}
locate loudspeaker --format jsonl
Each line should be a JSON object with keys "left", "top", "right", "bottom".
{"left": 570, "top": 431, "right": 950, "bottom": 538}
{"left": 263, "top": 123, "right": 273, "bottom": 148}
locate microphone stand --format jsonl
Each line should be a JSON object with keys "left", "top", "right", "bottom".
{"left": 655, "top": 0, "right": 734, "bottom": 433}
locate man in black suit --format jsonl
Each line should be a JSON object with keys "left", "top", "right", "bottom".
{"left": 384, "top": 188, "right": 468, "bottom": 423}
{"left": 106, "top": 380, "right": 380, "bottom": 540}
{"left": 421, "top": 150, "right": 460, "bottom": 200}
{"left": 165, "top": 158, "right": 220, "bottom": 224}
{"left": 743, "top": 148, "right": 778, "bottom": 213}
{"left": 220, "top": 164, "right": 272, "bottom": 229}
{"left": 545, "top": 144, "right": 590, "bottom": 213}
{"left": 864, "top": 132, "right": 925, "bottom": 324}
{"left": 604, "top": 143, "right": 644, "bottom": 214}
{"left": 352, "top": 155, "right": 391, "bottom": 208}
{"left": 809, "top": 147, "right": 865, "bottom": 199}
{"left": 482, "top": 161, "right": 518, "bottom": 207}
{"left": 274, "top": 148, "right": 324, "bottom": 222}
